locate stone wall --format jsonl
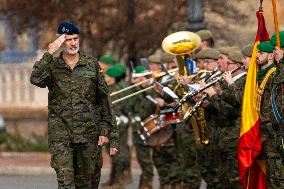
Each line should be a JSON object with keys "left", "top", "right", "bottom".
{"left": 0, "top": 63, "right": 48, "bottom": 139}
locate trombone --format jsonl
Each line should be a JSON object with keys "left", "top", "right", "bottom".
{"left": 110, "top": 67, "right": 178, "bottom": 97}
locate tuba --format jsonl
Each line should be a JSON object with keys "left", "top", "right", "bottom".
{"left": 161, "top": 31, "right": 209, "bottom": 149}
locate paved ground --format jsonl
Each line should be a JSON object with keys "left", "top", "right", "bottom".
{"left": 0, "top": 152, "right": 206, "bottom": 189}
{"left": 0, "top": 169, "right": 159, "bottom": 189}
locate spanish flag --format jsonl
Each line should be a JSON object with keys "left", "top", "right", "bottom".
{"left": 238, "top": 10, "right": 269, "bottom": 189}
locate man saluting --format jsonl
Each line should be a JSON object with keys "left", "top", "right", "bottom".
{"left": 30, "top": 21, "right": 118, "bottom": 189}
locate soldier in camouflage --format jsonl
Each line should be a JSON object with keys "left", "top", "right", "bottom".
{"left": 30, "top": 22, "right": 118, "bottom": 189}
{"left": 195, "top": 48, "right": 238, "bottom": 189}
{"left": 255, "top": 34, "right": 284, "bottom": 188}
{"left": 102, "top": 64, "right": 131, "bottom": 188}
{"left": 206, "top": 49, "right": 246, "bottom": 188}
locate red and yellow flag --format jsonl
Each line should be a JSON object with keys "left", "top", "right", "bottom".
{"left": 238, "top": 10, "right": 269, "bottom": 189}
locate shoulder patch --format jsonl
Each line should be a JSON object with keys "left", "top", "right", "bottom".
{"left": 99, "top": 68, "right": 104, "bottom": 74}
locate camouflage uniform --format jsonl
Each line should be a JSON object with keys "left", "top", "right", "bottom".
{"left": 131, "top": 87, "right": 156, "bottom": 189}
{"left": 152, "top": 76, "right": 202, "bottom": 189}
{"left": 197, "top": 82, "right": 240, "bottom": 189}
{"left": 175, "top": 121, "right": 202, "bottom": 189}
{"left": 152, "top": 76, "right": 181, "bottom": 188}
{"left": 30, "top": 52, "right": 118, "bottom": 189}
{"left": 258, "top": 63, "right": 284, "bottom": 188}
{"left": 218, "top": 75, "right": 246, "bottom": 189}
{"left": 107, "top": 80, "right": 131, "bottom": 187}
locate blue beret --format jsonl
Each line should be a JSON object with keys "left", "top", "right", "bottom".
{"left": 57, "top": 22, "right": 80, "bottom": 35}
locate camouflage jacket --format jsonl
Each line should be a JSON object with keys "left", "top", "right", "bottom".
{"left": 30, "top": 52, "right": 118, "bottom": 147}
{"left": 224, "top": 73, "right": 247, "bottom": 106}
{"left": 259, "top": 63, "right": 284, "bottom": 158}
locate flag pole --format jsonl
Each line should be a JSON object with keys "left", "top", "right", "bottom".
{"left": 272, "top": 0, "right": 280, "bottom": 47}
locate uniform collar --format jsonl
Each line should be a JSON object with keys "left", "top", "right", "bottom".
{"left": 58, "top": 51, "right": 88, "bottom": 69}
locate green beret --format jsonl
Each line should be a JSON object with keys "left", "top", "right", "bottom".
{"left": 134, "top": 66, "right": 145, "bottom": 73}
{"left": 270, "top": 31, "right": 284, "bottom": 47}
{"left": 241, "top": 44, "right": 253, "bottom": 57}
{"left": 194, "top": 49, "right": 206, "bottom": 59}
{"left": 196, "top": 30, "right": 213, "bottom": 41}
{"left": 148, "top": 54, "right": 161, "bottom": 64}
{"left": 228, "top": 50, "right": 243, "bottom": 64}
{"left": 160, "top": 53, "right": 174, "bottom": 63}
{"left": 105, "top": 65, "right": 123, "bottom": 78}
{"left": 257, "top": 41, "right": 274, "bottom": 53}
{"left": 115, "top": 63, "right": 126, "bottom": 73}
{"left": 203, "top": 48, "right": 220, "bottom": 60}
{"left": 99, "top": 55, "right": 116, "bottom": 65}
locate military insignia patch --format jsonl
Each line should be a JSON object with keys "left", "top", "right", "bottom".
{"left": 80, "top": 71, "right": 97, "bottom": 77}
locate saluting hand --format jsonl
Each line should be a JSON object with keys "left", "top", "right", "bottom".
{"left": 48, "top": 34, "right": 66, "bottom": 55}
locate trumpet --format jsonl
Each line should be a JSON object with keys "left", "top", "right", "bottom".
{"left": 173, "top": 65, "right": 244, "bottom": 111}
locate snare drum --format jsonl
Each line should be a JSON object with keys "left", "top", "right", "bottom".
{"left": 138, "top": 112, "right": 175, "bottom": 147}
{"left": 160, "top": 109, "right": 183, "bottom": 125}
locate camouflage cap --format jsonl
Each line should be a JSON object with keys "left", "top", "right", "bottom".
{"left": 148, "top": 53, "right": 161, "bottom": 64}
{"left": 257, "top": 41, "right": 274, "bottom": 53}
{"left": 241, "top": 44, "right": 253, "bottom": 57}
{"left": 218, "top": 46, "right": 231, "bottom": 56}
{"left": 270, "top": 31, "right": 284, "bottom": 47}
{"left": 160, "top": 53, "right": 174, "bottom": 63}
{"left": 203, "top": 48, "right": 220, "bottom": 60}
{"left": 228, "top": 50, "right": 243, "bottom": 64}
{"left": 196, "top": 30, "right": 213, "bottom": 41}
{"left": 134, "top": 66, "right": 145, "bottom": 73}
{"left": 218, "top": 46, "right": 240, "bottom": 56}
{"left": 194, "top": 49, "right": 206, "bottom": 59}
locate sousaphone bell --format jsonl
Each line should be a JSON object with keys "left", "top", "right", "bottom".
{"left": 162, "top": 31, "right": 201, "bottom": 55}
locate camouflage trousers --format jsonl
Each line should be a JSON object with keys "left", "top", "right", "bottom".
{"left": 109, "top": 123, "right": 131, "bottom": 181}
{"left": 263, "top": 138, "right": 284, "bottom": 189}
{"left": 133, "top": 131, "right": 154, "bottom": 180}
{"left": 197, "top": 127, "right": 241, "bottom": 189}
{"left": 152, "top": 139, "right": 179, "bottom": 186}
{"left": 175, "top": 124, "right": 202, "bottom": 189}
{"left": 49, "top": 141, "right": 102, "bottom": 189}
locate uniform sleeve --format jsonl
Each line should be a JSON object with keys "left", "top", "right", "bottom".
{"left": 30, "top": 52, "right": 53, "bottom": 88}
{"left": 208, "top": 94, "right": 237, "bottom": 117}
{"left": 95, "top": 64, "right": 118, "bottom": 147}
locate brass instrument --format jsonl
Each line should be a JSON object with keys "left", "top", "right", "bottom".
{"left": 162, "top": 31, "right": 209, "bottom": 148}
{"left": 162, "top": 31, "right": 201, "bottom": 55}
{"left": 110, "top": 68, "right": 178, "bottom": 97}
{"left": 173, "top": 65, "right": 245, "bottom": 111}
{"left": 111, "top": 69, "right": 177, "bottom": 104}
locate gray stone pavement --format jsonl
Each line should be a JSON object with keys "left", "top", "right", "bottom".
{"left": 0, "top": 152, "right": 206, "bottom": 189}
{"left": 0, "top": 169, "right": 157, "bottom": 189}
{"left": 0, "top": 170, "right": 206, "bottom": 189}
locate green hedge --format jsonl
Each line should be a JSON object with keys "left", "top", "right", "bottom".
{"left": 0, "top": 132, "right": 49, "bottom": 152}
